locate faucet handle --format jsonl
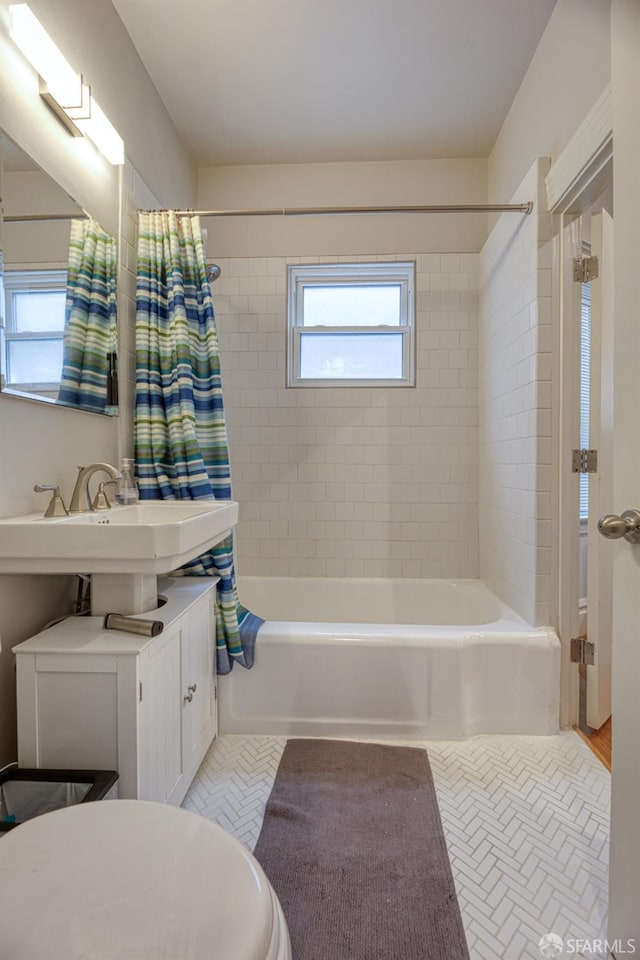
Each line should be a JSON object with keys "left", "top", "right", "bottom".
{"left": 92, "top": 480, "right": 118, "bottom": 511}
{"left": 34, "top": 484, "right": 69, "bottom": 518}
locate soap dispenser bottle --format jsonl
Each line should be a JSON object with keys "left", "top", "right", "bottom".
{"left": 115, "top": 458, "right": 139, "bottom": 505}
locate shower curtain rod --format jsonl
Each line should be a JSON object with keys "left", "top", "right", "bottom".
{"left": 5, "top": 202, "right": 532, "bottom": 225}
{"left": 140, "top": 202, "right": 533, "bottom": 218}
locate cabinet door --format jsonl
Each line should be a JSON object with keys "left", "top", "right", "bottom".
{"left": 181, "top": 592, "right": 217, "bottom": 787}
{"left": 138, "top": 622, "right": 185, "bottom": 804}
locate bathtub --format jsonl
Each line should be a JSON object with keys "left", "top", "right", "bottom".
{"left": 219, "top": 578, "right": 560, "bottom": 740}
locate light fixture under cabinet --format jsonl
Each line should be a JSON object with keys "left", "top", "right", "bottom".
{"left": 9, "top": 3, "right": 124, "bottom": 165}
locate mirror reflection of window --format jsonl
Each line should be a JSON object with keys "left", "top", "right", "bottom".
{"left": 0, "top": 127, "right": 118, "bottom": 416}
{"left": 3, "top": 270, "right": 66, "bottom": 398}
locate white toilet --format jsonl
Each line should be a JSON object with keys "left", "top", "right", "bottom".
{"left": 0, "top": 799, "right": 292, "bottom": 960}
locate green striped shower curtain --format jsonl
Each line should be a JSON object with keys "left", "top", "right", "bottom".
{"left": 58, "top": 219, "right": 117, "bottom": 413}
{"left": 135, "top": 210, "right": 261, "bottom": 674}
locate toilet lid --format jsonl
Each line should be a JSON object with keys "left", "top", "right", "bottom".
{"left": 0, "top": 800, "right": 286, "bottom": 960}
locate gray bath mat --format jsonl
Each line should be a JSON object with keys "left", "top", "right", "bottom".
{"left": 253, "top": 738, "right": 470, "bottom": 960}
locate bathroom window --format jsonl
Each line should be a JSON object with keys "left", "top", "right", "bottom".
{"left": 287, "top": 262, "right": 415, "bottom": 386}
{"left": 2, "top": 269, "right": 66, "bottom": 391}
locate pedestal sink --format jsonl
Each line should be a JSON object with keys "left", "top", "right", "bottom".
{"left": 0, "top": 500, "right": 238, "bottom": 615}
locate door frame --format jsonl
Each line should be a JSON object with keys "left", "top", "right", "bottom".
{"left": 553, "top": 189, "right": 614, "bottom": 731}
{"left": 548, "top": 99, "right": 613, "bottom": 729}
{"left": 552, "top": 209, "right": 582, "bottom": 729}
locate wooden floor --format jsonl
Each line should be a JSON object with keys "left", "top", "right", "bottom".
{"left": 575, "top": 717, "right": 612, "bottom": 771}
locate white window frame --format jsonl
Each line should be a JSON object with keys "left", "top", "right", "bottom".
{"left": 2, "top": 269, "right": 67, "bottom": 391}
{"left": 287, "top": 261, "right": 415, "bottom": 387}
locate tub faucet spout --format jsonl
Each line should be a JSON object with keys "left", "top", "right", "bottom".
{"left": 68, "top": 463, "right": 122, "bottom": 514}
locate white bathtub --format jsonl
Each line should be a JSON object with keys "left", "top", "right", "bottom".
{"left": 219, "top": 577, "right": 560, "bottom": 740}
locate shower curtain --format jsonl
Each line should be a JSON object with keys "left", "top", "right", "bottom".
{"left": 135, "top": 210, "right": 261, "bottom": 674}
{"left": 58, "top": 219, "right": 118, "bottom": 413}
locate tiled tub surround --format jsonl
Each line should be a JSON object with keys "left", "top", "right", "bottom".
{"left": 213, "top": 253, "right": 479, "bottom": 580}
{"left": 219, "top": 576, "right": 560, "bottom": 740}
{"left": 479, "top": 160, "right": 552, "bottom": 627}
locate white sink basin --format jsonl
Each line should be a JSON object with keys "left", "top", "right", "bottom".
{"left": 0, "top": 500, "right": 239, "bottom": 574}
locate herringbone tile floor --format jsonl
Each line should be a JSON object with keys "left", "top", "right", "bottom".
{"left": 183, "top": 732, "right": 610, "bottom": 960}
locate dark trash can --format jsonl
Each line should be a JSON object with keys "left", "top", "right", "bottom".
{"left": 0, "top": 767, "right": 118, "bottom": 832}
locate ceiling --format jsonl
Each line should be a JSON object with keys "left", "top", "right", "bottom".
{"left": 112, "top": 0, "right": 557, "bottom": 168}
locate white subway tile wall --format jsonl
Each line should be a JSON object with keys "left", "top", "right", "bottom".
{"left": 119, "top": 196, "right": 551, "bottom": 620}
{"left": 478, "top": 160, "right": 552, "bottom": 626}
{"left": 213, "top": 253, "right": 479, "bottom": 579}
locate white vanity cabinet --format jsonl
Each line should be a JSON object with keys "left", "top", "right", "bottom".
{"left": 14, "top": 578, "right": 218, "bottom": 805}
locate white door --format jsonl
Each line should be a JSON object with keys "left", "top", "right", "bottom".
{"left": 138, "top": 623, "right": 185, "bottom": 804}
{"left": 585, "top": 210, "right": 614, "bottom": 729}
{"left": 608, "top": 0, "right": 640, "bottom": 939}
{"left": 181, "top": 593, "right": 216, "bottom": 785}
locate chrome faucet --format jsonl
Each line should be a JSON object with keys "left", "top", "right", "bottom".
{"left": 68, "top": 463, "right": 122, "bottom": 514}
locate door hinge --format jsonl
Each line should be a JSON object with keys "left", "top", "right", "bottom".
{"left": 571, "top": 636, "right": 595, "bottom": 666}
{"left": 572, "top": 448, "right": 598, "bottom": 473}
{"left": 573, "top": 255, "right": 599, "bottom": 283}
{"left": 139, "top": 681, "right": 143, "bottom": 702}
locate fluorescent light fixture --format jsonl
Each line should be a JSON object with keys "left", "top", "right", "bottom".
{"left": 9, "top": 3, "right": 125, "bottom": 165}
{"left": 39, "top": 79, "right": 91, "bottom": 137}
{"left": 10, "top": 4, "right": 82, "bottom": 108}
{"left": 69, "top": 97, "right": 125, "bottom": 166}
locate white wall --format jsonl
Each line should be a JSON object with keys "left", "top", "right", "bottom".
{"left": 18, "top": 0, "right": 195, "bottom": 212}
{"left": 489, "top": 0, "right": 611, "bottom": 205}
{"left": 198, "top": 158, "right": 488, "bottom": 258}
{"left": 0, "top": 0, "right": 195, "bottom": 765}
{"left": 215, "top": 252, "right": 478, "bottom": 579}
{"left": 478, "top": 160, "right": 552, "bottom": 626}
{"left": 199, "top": 160, "right": 485, "bottom": 578}
{"left": 478, "top": 0, "right": 612, "bottom": 628}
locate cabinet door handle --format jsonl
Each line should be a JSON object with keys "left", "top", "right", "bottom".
{"left": 188, "top": 683, "right": 197, "bottom": 694}
{"left": 183, "top": 691, "right": 193, "bottom": 704}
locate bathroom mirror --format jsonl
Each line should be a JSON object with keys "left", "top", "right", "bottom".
{"left": 0, "top": 129, "right": 118, "bottom": 416}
